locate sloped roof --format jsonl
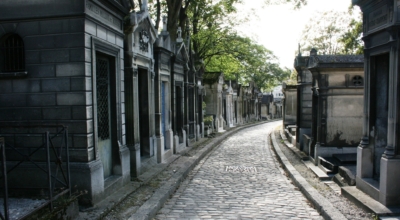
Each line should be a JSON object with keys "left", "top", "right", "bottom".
{"left": 308, "top": 55, "right": 364, "bottom": 69}
{"left": 261, "top": 94, "right": 273, "bottom": 104}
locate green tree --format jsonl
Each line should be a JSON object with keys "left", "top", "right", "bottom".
{"left": 204, "top": 33, "right": 290, "bottom": 91}
{"left": 140, "top": 0, "right": 294, "bottom": 90}
{"left": 300, "top": 9, "right": 363, "bottom": 55}
{"left": 284, "top": 69, "right": 298, "bottom": 85}
{"left": 338, "top": 17, "right": 363, "bottom": 54}
{"left": 264, "top": 0, "right": 307, "bottom": 8}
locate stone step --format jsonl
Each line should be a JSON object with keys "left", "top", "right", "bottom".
{"left": 342, "top": 186, "right": 400, "bottom": 216}
{"left": 338, "top": 165, "right": 356, "bottom": 186}
{"left": 318, "top": 156, "right": 339, "bottom": 174}
{"left": 332, "top": 153, "right": 357, "bottom": 165}
{"left": 303, "top": 160, "right": 332, "bottom": 181}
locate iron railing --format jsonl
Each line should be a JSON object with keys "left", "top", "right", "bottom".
{"left": 0, "top": 125, "right": 70, "bottom": 220}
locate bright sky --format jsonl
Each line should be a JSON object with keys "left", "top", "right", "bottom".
{"left": 235, "top": 0, "right": 358, "bottom": 69}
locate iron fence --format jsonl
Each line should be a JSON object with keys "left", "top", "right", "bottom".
{"left": 0, "top": 125, "right": 70, "bottom": 220}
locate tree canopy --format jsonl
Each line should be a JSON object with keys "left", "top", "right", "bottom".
{"left": 299, "top": 8, "right": 363, "bottom": 55}
{"left": 132, "top": 0, "right": 308, "bottom": 90}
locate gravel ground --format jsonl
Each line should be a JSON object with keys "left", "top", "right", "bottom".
{"left": 272, "top": 128, "right": 375, "bottom": 220}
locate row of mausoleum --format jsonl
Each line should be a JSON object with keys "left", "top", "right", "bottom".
{"left": 282, "top": 0, "right": 400, "bottom": 207}
{"left": 0, "top": 0, "right": 283, "bottom": 217}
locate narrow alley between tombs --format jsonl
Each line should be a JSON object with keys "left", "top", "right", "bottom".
{"left": 154, "top": 121, "right": 322, "bottom": 219}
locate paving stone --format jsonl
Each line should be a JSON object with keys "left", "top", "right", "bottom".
{"left": 156, "top": 122, "right": 323, "bottom": 219}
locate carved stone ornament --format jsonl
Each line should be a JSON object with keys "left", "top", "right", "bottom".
{"left": 139, "top": 30, "right": 149, "bottom": 52}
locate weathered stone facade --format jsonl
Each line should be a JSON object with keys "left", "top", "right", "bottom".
{"left": 171, "top": 38, "right": 189, "bottom": 151}
{"left": 307, "top": 50, "right": 364, "bottom": 163}
{"left": 154, "top": 18, "right": 174, "bottom": 163}
{"left": 260, "top": 93, "right": 273, "bottom": 120}
{"left": 124, "top": 3, "right": 158, "bottom": 176}
{"left": 353, "top": 0, "right": 400, "bottom": 206}
{"left": 282, "top": 83, "right": 297, "bottom": 127}
{"left": 235, "top": 83, "right": 245, "bottom": 125}
{"left": 0, "top": 0, "right": 207, "bottom": 211}
{"left": 294, "top": 54, "right": 313, "bottom": 151}
{"left": 203, "top": 72, "right": 225, "bottom": 132}
{"left": 0, "top": 0, "right": 132, "bottom": 206}
{"left": 223, "top": 80, "right": 235, "bottom": 128}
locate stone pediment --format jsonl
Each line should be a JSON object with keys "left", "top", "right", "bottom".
{"left": 176, "top": 43, "right": 190, "bottom": 62}
{"left": 125, "top": 1, "right": 157, "bottom": 54}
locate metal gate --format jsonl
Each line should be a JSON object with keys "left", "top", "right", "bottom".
{"left": 96, "top": 55, "right": 113, "bottom": 179}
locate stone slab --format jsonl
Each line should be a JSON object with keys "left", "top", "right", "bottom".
{"left": 303, "top": 160, "right": 332, "bottom": 181}
{"left": 342, "top": 186, "right": 400, "bottom": 216}
{"left": 333, "top": 153, "right": 357, "bottom": 164}
{"left": 280, "top": 128, "right": 309, "bottom": 161}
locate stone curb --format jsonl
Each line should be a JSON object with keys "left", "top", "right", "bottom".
{"left": 130, "top": 120, "right": 280, "bottom": 220}
{"left": 270, "top": 129, "right": 347, "bottom": 220}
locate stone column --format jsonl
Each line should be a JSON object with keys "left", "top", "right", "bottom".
{"left": 379, "top": 43, "right": 400, "bottom": 206}
{"left": 384, "top": 44, "right": 397, "bottom": 158}
{"left": 357, "top": 54, "right": 372, "bottom": 180}
{"left": 154, "top": 63, "right": 164, "bottom": 163}
{"left": 150, "top": 70, "right": 157, "bottom": 157}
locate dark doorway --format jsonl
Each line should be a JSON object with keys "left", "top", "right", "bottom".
{"left": 223, "top": 99, "right": 227, "bottom": 125}
{"left": 176, "top": 85, "right": 183, "bottom": 143}
{"left": 96, "top": 52, "right": 118, "bottom": 179}
{"left": 234, "top": 101, "right": 237, "bottom": 123}
{"left": 310, "top": 91, "right": 319, "bottom": 157}
{"left": 370, "top": 53, "right": 389, "bottom": 180}
{"left": 161, "top": 82, "right": 169, "bottom": 149}
{"left": 138, "top": 68, "right": 151, "bottom": 157}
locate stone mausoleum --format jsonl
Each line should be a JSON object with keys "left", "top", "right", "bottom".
{"left": 307, "top": 50, "right": 364, "bottom": 167}
{"left": 294, "top": 53, "right": 313, "bottom": 151}
{"left": 0, "top": 0, "right": 132, "bottom": 206}
{"left": 352, "top": 0, "right": 400, "bottom": 206}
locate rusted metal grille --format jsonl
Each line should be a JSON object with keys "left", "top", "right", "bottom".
{"left": 96, "top": 57, "right": 110, "bottom": 140}
{"left": 0, "top": 34, "right": 25, "bottom": 72}
{"left": 352, "top": 75, "right": 363, "bottom": 86}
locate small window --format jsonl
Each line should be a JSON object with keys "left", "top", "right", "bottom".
{"left": 352, "top": 75, "right": 363, "bottom": 86}
{"left": 0, "top": 33, "right": 26, "bottom": 74}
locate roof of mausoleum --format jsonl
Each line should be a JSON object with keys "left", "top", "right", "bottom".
{"left": 283, "top": 84, "right": 297, "bottom": 91}
{"left": 308, "top": 55, "right": 364, "bottom": 69}
{"left": 294, "top": 55, "right": 309, "bottom": 70}
{"left": 261, "top": 94, "right": 273, "bottom": 104}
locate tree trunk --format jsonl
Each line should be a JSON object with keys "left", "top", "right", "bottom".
{"left": 155, "top": 0, "right": 161, "bottom": 30}
{"left": 166, "top": 0, "right": 181, "bottom": 41}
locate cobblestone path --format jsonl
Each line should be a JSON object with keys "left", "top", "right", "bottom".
{"left": 155, "top": 121, "right": 323, "bottom": 219}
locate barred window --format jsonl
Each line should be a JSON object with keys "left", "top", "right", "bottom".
{"left": 0, "top": 33, "right": 25, "bottom": 73}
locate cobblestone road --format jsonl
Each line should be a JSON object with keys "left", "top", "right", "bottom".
{"left": 155, "top": 121, "right": 323, "bottom": 219}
